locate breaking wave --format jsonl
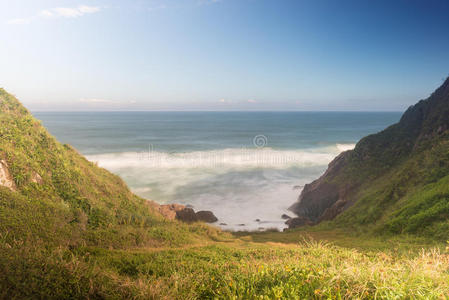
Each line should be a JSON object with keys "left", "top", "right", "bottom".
{"left": 87, "top": 144, "right": 351, "bottom": 171}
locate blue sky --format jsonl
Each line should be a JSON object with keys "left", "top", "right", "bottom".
{"left": 1, "top": 0, "right": 449, "bottom": 111}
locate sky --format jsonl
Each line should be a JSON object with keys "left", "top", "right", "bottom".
{"left": 1, "top": 0, "right": 449, "bottom": 111}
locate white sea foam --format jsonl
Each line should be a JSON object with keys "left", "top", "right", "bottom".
{"left": 87, "top": 145, "right": 345, "bottom": 170}
{"left": 86, "top": 144, "right": 350, "bottom": 231}
{"left": 336, "top": 143, "right": 356, "bottom": 152}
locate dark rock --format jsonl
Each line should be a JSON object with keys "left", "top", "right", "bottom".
{"left": 285, "top": 217, "right": 314, "bottom": 229}
{"left": 288, "top": 77, "right": 449, "bottom": 226}
{"left": 159, "top": 204, "right": 186, "bottom": 220}
{"left": 237, "top": 224, "right": 245, "bottom": 226}
{"left": 288, "top": 150, "right": 352, "bottom": 222}
{"left": 281, "top": 214, "right": 291, "bottom": 220}
{"left": 219, "top": 223, "right": 227, "bottom": 226}
{"left": 175, "top": 208, "right": 198, "bottom": 223}
{"left": 185, "top": 204, "right": 194, "bottom": 209}
{"left": 255, "top": 219, "right": 261, "bottom": 222}
{"left": 195, "top": 210, "right": 218, "bottom": 223}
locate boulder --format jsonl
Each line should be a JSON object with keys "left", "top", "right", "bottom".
{"left": 175, "top": 208, "right": 198, "bottom": 223}
{"left": 281, "top": 214, "right": 291, "bottom": 220}
{"left": 196, "top": 210, "right": 218, "bottom": 223}
{"left": 158, "top": 204, "right": 186, "bottom": 220}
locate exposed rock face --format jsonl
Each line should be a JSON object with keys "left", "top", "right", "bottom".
{"left": 175, "top": 208, "right": 198, "bottom": 223}
{"left": 31, "top": 172, "right": 43, "bottom": 184}
{"left": 288, "top": 151, "right": 352, "bottom": 222}
{"left": 158, "top": 204, "right": 186, "bottom": 220}
{"left": 158, "top": 204, "right": 218, "bottom": 224}
{"left": 196, "top": 211, "right": 218, "bottom": 223}
{"left": 0, "top": 160, "right": 16, "bottom": 191}
{"left": 288, "top": 77, "right": 449, "bottom": 227}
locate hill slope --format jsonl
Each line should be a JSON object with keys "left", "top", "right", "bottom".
{"left": 289, "top": 78, "right": 449, "bottom": 238}
{"left": 0, "top": 88, "right": 448, "bottom": 299}
{"left": 0, "top": 88, "right": 224, "bottom": 298}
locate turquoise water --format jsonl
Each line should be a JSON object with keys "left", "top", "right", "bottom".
{"left": 35, "top": 111, "right": 401, "bottom": 230}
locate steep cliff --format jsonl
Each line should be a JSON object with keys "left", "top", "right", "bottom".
{"left": 289, "top": 77, "right": 449, "bottom": 237}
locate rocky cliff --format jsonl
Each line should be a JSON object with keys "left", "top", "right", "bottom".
{"left": 288, "top": 77, "right": 449, "bottom": 233}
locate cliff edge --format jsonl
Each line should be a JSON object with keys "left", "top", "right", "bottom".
{"left": 288, "top": 77, "right": 449, "bottom": 236}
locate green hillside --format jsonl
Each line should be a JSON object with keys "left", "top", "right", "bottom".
{"left": 0, "top": 89, "right": 226, "bottom": 298}
{"left": 289, "top": 78, "right": 449, "bottom": 238}
{"left": 1, "top": 88, "right": 448, "bottom": 299}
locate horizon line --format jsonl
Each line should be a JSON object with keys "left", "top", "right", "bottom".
{"left": 31, "top": 109, "right": 404, "bottom": 113}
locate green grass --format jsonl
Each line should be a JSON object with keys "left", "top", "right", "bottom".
{"left": 329, "top": 136, "right": 449, "bottom": 239}
{"left": 2, "top": 233, "right": 448, "bottom": 299}
{"left": 290, "top": 79, "right": 449, "bottom": 239}
{"left": 1, "top": 88, "right": 449, "bottom": 299}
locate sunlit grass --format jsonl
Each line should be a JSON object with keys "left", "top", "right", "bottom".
{"left": 4, "top": 236, "right": 447, "bottom": 299}
{"left": 1, "top": 88, "right": 449, "bottom": 299}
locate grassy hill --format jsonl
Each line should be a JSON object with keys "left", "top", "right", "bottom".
{"left": 1, "top": 88, "right": 448, "bottom": 299}
{"left": 0, "top": 88, "right": 226, "bottom": 298}
{"left": 290, "top": 78, "right": 449, "bottom": 239}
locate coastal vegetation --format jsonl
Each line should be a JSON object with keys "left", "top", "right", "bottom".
{"left": 1, "top": 87, "right": 449, "bottom": 298}
{"left": 289, "top": 78, "right": 449, "bottom": 241}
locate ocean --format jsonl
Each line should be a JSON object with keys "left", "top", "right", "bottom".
{"left": 34, "top": 111, "right": 401, "bottom": 231}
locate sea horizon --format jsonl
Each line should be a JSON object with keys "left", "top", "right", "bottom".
{"left": 35, "top": 110, "right": 402, "bottom": 231}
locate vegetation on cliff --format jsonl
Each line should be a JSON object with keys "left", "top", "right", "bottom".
{"left": 0, "top": 88, "right": 448, "bottom": 298}
{"left": 290, "top": 78, "right": 449, "bottom": 239}
{"left": 0, "top": 88, "right": 226, "bottom": 298}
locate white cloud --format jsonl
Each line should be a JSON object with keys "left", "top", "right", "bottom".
{"left": 79, "top": 98, "right": 137, "bottom": 106}
{"left": 53, "top": 7, "right": 84, "bottom": 17}
{"left": 7, "top": 5, "right": 101, "bottom": 25}
{"left": 39, "top": 10, "right": 53, "bottom": 17}
{"left": 79, "top": 5, "right": 101, "bottom": 14}
{"left": 79, "top": 98, "right": 113, "bottom": 104}
{"left": 219, "top": 98, "right": 234, "bottom": 104}
{"left": 247, "top": 99, "right": 257, "bottom": 103}
{"left": 46, "top": 5, "right": 100, "bottom": 18}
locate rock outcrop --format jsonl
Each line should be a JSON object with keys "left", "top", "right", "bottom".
{"left": 158, "top": 204, "right": 186, "bottom": 220}
{"left": 288, "top": 77, "right": 449, "bottom": 228}
{"left": 31, "top": 172, "right": 43, "bottom": 184}
{"left": 157, "top": 204, "right": 218, "bottom": 223}
{"left": 0, "top": 160, "right": 16, "bottom": 191}
{"left": 175, "top": 208, "right": 198, "bottom": 223}
{"left": 288, "top": 150, "right": 352, "bottom": 223}
{"left": 195, "top": 211, "right": 218, "bottom": 223}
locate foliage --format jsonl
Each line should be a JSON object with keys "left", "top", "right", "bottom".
{"left": 1, "top": 88, "right": 448, "bottom": 299}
